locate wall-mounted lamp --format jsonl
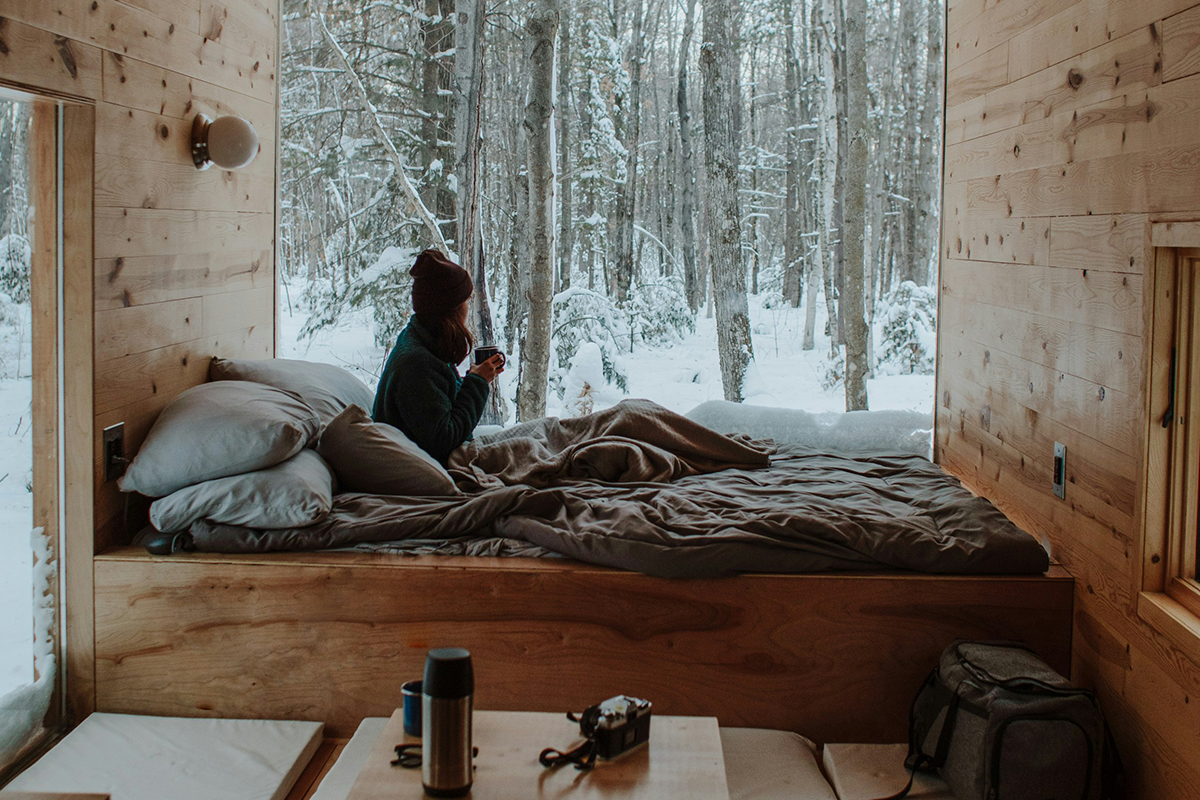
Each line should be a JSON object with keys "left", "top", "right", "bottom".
{"left": 191, "top": 114, "right": 259, "bottom": 170}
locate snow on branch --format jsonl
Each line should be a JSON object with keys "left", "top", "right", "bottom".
{"left": 311, "top": 0, "right": 448, "bottom": 252}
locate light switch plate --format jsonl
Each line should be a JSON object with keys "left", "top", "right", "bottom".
{"left": 1053, "top": 441, "right": 1067, "bottom": 500}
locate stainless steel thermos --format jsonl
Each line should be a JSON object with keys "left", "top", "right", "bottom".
{"left": 421, "top": 648, "right": 474, "bottom": 798}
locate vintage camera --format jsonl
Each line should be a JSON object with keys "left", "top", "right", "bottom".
{"left": 580, "top": 695, "right": 652, "bottom": 760}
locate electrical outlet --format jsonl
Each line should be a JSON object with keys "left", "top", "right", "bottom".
{"left": 1052, "top": 442, "right": 1067, "bottom": 500}
{"left": 103, "top": 423, "right": 126, "bottom": 482}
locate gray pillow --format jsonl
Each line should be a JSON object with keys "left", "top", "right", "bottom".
{"left": 150, "top": 449, "right": 336, "bottom": 533}
{"left": 318, "top": 404, "right": 458, "bottom": 496}
{"left": 118, "top": 381, "right": 322, "bottom": 497}
{"left": 210, "top": 357, "right": 376, "bottom": 425}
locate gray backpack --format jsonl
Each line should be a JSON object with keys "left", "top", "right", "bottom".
{"left": 887, "top": 640, "right": 1120, "bottom": 800}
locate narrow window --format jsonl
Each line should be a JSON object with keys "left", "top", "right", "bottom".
{"left": 1164, "top": 249, "right": 1200, "bottom": 617}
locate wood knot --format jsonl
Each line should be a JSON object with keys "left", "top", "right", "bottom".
{"left": 1067, "top": 69, "right": 1084, "bottom": 90}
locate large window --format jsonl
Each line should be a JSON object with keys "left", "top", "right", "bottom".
{"left": 276, "top": 0, "right": 943, "bottom": 424}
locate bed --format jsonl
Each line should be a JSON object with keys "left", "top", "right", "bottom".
{"left": 92, "top": 359, "right": 1073, "bottom": 741}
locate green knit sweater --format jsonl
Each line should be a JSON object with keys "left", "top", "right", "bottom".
{"left": 372, "top": 316, "right": 489, "bottom": 464}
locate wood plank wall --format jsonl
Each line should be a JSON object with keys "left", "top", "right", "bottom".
{"left": 0, "top": 0, "right": 279, "bottom": 551}
{"left": 938, "top": 0, "right": 1200, "bottom": 795}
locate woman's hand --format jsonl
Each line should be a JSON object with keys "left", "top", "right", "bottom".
{"left": 467, "top": 354, "right": 506, "bottom": 383}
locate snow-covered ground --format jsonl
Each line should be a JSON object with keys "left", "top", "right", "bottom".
{"left": 0, "top": 301, "right": 34, "bottom": 699}
{"left": 279, "top": 276, "right": 935, "bottom": 419}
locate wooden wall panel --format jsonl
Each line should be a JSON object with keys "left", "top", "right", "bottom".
{"left": 939, "top": 0, "right": 1200, "bottom": 795}
{"left": 0, "top": 0, "right": 280, "bottom": 718}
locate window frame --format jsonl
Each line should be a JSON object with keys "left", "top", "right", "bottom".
{"left": 1163, "top": 249, "right": 1200, "bottom": 616}
{"left": 1140, "top": 237, "right": 1200, "bottom": 659}
{"left": 0, "top": 87, "right": 94, "bottom": 782}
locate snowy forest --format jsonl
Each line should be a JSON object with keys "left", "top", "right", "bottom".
{"left": 290, "top": 0, "right": 941, "bottom": 421}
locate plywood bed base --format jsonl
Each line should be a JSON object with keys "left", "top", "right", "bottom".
{"left": 93, "top": 548, "right": 1073, "bottom": 741}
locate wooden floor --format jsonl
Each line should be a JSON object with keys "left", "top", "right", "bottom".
{"left": 93, "top": 548, "right": 1074, "bottom": 743}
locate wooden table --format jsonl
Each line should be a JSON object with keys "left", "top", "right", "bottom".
{"left": 345, "top": 709, "right": 730, "bottom": 799}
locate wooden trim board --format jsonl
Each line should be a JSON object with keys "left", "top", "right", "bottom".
{"left": 93, "top": 549, "right": 1073, "bottom": 743}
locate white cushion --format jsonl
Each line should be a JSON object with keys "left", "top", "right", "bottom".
{"left": 822, "top": 743, "right": 955, "bottom": 800}
{"left": 210, "top": 357, "right": 376, "bottom": 427}
{"left": 6, "top": 712, "right": 323, "bottom": 800}
{"left": 309, "top": 717, "right": 389, "bottom": 800}
{"left": 119, "top": 381, "right": 321, "bottom": 497}
{"left": 149, "top": 449, "right": 336, "bottom": 532}
{"left": 721, "top": 728, "right": 838, "bottom": 800}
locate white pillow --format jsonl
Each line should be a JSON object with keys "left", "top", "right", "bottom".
{"left": 318, "top": 405, "right": 458, "bottom": 496}
{"left": 210, "top": 357, "right": 376, "bottom": 426}
{"left": 150, "top": 449, "right": 336, "bottom": 533}
{"left": 118, "top": 381, "right": 321, "bottom": 497}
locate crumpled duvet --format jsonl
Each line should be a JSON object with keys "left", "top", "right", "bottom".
{"left": 186, "top": 399, "right": 1050, "bottom": 578}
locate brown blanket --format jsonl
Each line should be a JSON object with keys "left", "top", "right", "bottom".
{"left": 186, "top": 400, "right": 1049, "bottom": 578}
{"left": 449, "top": 399, "right": 772, "bottom": 489}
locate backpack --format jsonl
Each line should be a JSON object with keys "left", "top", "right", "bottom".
{"left": 884, "top": 640, "right": 1122, "bottom": 800}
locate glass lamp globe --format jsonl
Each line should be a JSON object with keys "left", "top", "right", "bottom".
{"left": 191, "top": 114, "right": 259, "bottom": 170}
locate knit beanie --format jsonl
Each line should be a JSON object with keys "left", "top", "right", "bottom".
{"left": 410, "top": 249, "right": 473, "bottom": 316}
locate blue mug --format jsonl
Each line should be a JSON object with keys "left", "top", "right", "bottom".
{"left": 402, "top": 680, "right": 422, "bottom": 737}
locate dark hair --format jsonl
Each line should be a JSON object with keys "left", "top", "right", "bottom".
{"left": 419, "top": 309, "right": 474, "bottom": 365}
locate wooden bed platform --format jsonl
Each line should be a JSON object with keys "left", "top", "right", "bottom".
{"left": 93, "top": 548, "right": 1074, "bottom": 742}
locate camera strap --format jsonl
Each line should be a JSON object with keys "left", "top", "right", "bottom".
{"left": 539, "top": 707, "right": 602, "bottom": 771}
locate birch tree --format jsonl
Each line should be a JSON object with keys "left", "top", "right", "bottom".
{"left": 454, "top": 0, "right": 508, "bottom": 423}
{"left": 915, "top": 0, "right": 942, "bottom": 285}
{"left": 558, "top": 4, "right": 574, "bottom": 292}
{"left": 515, "top": 0, "right": 560, "bottom": 420}
{"left": 614, "top": 0, "right": 645, "bottom": 302}
{"left": 676, "top": 0, "right": 700, "bottom": 312}
{"left": 700, "top": 0, "right": 754, "bottom": 401}
{"left": 843, "top": 0, "right": 869, "bottom": 410}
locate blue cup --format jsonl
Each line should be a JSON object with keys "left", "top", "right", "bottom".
{"left": 402, "top": 679, "right": 422, "bottom": 737}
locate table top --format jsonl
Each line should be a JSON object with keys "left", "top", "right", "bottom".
{"left": 345, "top": 709, "right": 730, "bottom": 799}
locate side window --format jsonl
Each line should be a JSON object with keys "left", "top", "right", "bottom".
{"left": 1163, "top": 251, "right": 1200, "bottom": 616}
{"left": 0, "top": 97, "right": 62, "bottom": 775}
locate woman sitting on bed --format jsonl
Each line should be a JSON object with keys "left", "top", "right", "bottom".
{"left": 372, "top": 249, "right": 505, "bottom": 464}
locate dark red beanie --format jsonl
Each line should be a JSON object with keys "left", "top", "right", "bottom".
{"left": 410, "top": 248, "right": 473, "bottom": 316}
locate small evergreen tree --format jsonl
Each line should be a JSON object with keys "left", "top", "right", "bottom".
{"left": 876, "top": 280, "right": 937, "bottom": 375}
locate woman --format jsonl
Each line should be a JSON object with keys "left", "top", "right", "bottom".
{"left": 373, "top": 249, "right": 505, "bottom": 464}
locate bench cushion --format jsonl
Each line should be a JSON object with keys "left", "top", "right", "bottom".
{"left": 720, "top": 727, "right": 837, "bottom": 800}
{"left": 822, "top": 743, "right": 954, "bottom": 799}
{"left": 6, "top": 713, "right": 323, "bottom": 800}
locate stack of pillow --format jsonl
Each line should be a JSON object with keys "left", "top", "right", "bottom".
{"left": 118, "top": 358, "right": 460, "bottom": 535}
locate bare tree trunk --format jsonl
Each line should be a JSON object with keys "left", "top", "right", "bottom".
{"left": 915, "top": 0, "right": 942, "bottom": 286}
{"left": 557, "top": 5, "right": 574, "bottom": 293}
{"left": 454, "top": 0, "right": 506, "bottom": 424}
{"left": 899, "top": 0, "right": 920, "bottom": 284}
{"left": 614, "top": 0, "right": 644, "bottom": 302}
{"left": 578, "top": 58, "right": 597, "bottom": 291}
{"left": 810, "top": 0, "right": 837, "bottom": 353}
{"left": 748, "top": 45, "right": 760, "bottom": 296}
{"left": 783, "top": 0, "right": 801, "bottom": 307}
{"left": 832, "top": 0, "right": 847, "bottom": 346}
{"left": 700, "top": 0, "right": 753, "bottom": 402}
{"left": 516, "top": 0, "right": 559, "bottom": 421}
{"left": 420, "top": 0, "right": 457, "bottom": 246}
{"left": 676, "top": 0, "right": 700, "bottom": 312}
{"left": 843, "top": 0, "right": 869, "bottom": 411}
